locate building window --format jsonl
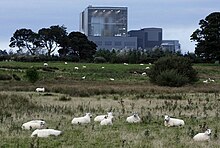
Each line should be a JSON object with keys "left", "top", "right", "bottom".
{"left": 124, "top": 42, "right": 135, "bottom": 46}
{"left": 95, "top": 41, "right": 102, "bottom": 46}
{"left": 105, "top": 41, "right": 112, "bottom": 46}
{"left": 115, "top": 41, "right": 122, "bottom": 46}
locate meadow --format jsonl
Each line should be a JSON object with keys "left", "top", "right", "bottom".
{"left": 0, "top": 61, "right": 220, "bottom": 148}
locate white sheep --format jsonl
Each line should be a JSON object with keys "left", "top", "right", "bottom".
{"left": 64, "top": 62, "right": 68, "bottom": 65}
{"left": 36, "top": 87, "right": 45, "bottom": 92}
{"left": 43, "top": 63, "right": 48, "bottom": 67}
{"left": 74, "top": 66, "right": 79, "bottom": 70}
{"left": 140, "top": 63, "right": 144, "bottom": 66}
{"left": 94, "top": 112, "right": 113, "bottom": 122}
{"left": 71, "top": 113, "right": 92, "bottom": 124}
{"left": 123, "top": 63, "right": 128, "bottom": 65}
{"left": 82, "top": 76, "right": 86, "bottom": 80}
{"left": 126, "top": 113, "right": 141, "bottom": 123}
{"left": 193, "top": 129, "right": 211, "bottom": 141}
{"left": 203, "top": 80, "right": 209, "bottom": 83}
{"left": 101, "top": 66, "right": 105, "bottom": 69}
{"left": 208, "top": 78, "right": 215, "bottom": 82}
{"left": 145, "top": 66, "right": 150, "bottom": 69}
{"left": 100, "top": 116, "right": 113, "bottom": 126}
{"left": 82, "top": 65, "right": 87, "bottom": 68}
{"left": 142, "top": 72, "right": 146, "bottom": 76}
{"left": 31, "top": 129, "right": 62, "bottom": 138}
{"left": 164, "top": 115, "right": 185, "bottom": 127}
{"left": 110, "top": 78, "right": 115, "bottom": 81}
{"left": 22, "top": 120, "right": 46, "bottom": 130}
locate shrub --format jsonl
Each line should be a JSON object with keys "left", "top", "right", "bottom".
{"left": 0, "top": 74, "right": 12, "bottom": 80}
{"left": 94, "top": 56, "right": 107, "bottom": 63}
{"left": 12, "top": 74, "right": 21, "bottom": 81}
{"left": 25, "top": 68, "right": 39, "bottom": 83}
{"left": 148, "top": 56, "right": 198, "bottom": 87}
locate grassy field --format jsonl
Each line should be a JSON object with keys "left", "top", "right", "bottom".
{"left": 0, "top": 61, "right": 220, "bottom": 147}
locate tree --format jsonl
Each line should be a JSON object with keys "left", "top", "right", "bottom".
{"left": 38, "top": 25, "right": 67, "bottom": 56}
{"left": 9, "top": 28, "right": 41, "bottom": 55}
{"left": 59, "top": 31, "right": 97, "bottom": 61}
{"left": 191, "top": 12, "right": 220, "bottom": 61}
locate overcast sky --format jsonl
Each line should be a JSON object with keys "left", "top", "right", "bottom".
{"left": 0, "top": 0, "right": 219, "bottom": 53}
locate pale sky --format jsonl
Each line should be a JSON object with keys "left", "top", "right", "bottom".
{"left": 0, "top": 0, "right": 219, "bottom": 53}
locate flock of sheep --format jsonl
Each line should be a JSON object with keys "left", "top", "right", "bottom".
{"left": 22, "top": 112, "right": 211, "bottom": 141}
{"left": 33, "top": 62, "right": 213, "bottom": 141}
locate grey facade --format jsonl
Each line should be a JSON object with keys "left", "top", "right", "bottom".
{"left": 88, "top": 36, "right": 137, "bottom": 50}
{"left": 128, "top": 28, "right": 162, "bottom": 50}
{"left": 161, "top": 40, "right": 181, "bottom": 52}
{"left": 80, "top": 5, "right": 128, "bottom": 37}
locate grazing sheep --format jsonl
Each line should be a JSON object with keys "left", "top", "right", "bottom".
{"left": 43, "top": 63, "right": 48, "bottom": 67}
{"left": 208, "top": 78, "right": 215, "bottom": 82}
{"left": 100, "top": 116, "right": 113, "bottom": 126}
{"left": 164, "top": 115, "right": 184, "bottom": 127}
{"left": 110, "top": 78, "right": 114, "bottom": 81}
{"left": 193, "top": 129, "right": 211, "bottom": 141}
{"left": 142, "top": 72, "right": 146, "bottom": 76}
{"left": 31, "top": 129, "right": 62, "bottom": 138}
{"left": 145, "top": 66, "right": 150, "bottom": 69}
{"left": 64, "top": 62, "right": 68, "bottom": 65}
{"left": 123, "top": 63, "right": 128, "bottom": 65}
{"left": 94, "top": 112, "right": 113, "bottom": 122}
{"left": 140, "top": 63, "right": 144, "bottom": 66}
{"left": 22, "top": 120, "right": 46, "bottom": 130}
{"left": 203, "top": 80, "right": 209, "bottom": 83}
{"left": 149, "top": 63, "right": 152, "bottom": 65}
{"left": 36, "top": 87, "right": 45, "bottom": 92}
{"left": 126, "top": 113, "right": 141, "bottom": 123}
{"left": 74, "top": 67, "right": 79, "bottom": 70}
{"left": 101, "top": 66, "right": 105, "bottom": 69}
{"left": 82, "top": 65, "right": 87, "bottom": 68}
{"left": 82, "top": 76, "right": 86, "bottom": 80}
{"left": 71, "top": 113, "right": 92, "bottom": 124}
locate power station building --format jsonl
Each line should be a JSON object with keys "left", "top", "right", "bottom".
{"left": 80, "top": 6, "right": 137, "bottom": 50}
{"left": 128, "top": 28, "right": 162, "bottom": 50}
{"left": 80, "top": 6, "right": 180, "bottom": 51}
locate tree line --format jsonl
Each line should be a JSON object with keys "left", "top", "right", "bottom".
{"left": 0, "top": 12, "right": 220, "bottom": 63}
{"left": 8, "top": 25, "right": 97, "bottom": 61}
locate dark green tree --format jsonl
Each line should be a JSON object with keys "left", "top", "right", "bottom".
{"left": 191, "top": 12, "right": 220, "bottom": 61}
{"left": 9, "top": 28, "right": 41, "bottom": 55}
{"left": 38, "top": 25, "right": 67, "bottom": 56}
{"left": 60, "top": 31, "right": 97, "bottom": 61}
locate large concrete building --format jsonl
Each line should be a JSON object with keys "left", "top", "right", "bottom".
{"left": 80, "top": 6, "right": 137, "bottom": 50}
{"left": 161, "top": 40, "right": 181, "bottom": 52}
{"left": 128, "top": 28, "right": 162, "bottom": 50}
{"left": 80, "top": 5, "right": 128, "bottom": 37}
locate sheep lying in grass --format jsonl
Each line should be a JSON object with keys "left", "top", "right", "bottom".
{"left": 193, "top": 129, "right": 211, "bottom": 141}
{"left": 71, "top": 113, "right": 92, "bottom": 124}
{"left": 36, "top": 87, "right": 45, "bottom": 92}
{"left": 43, "top": 63, "right": 48, "bottom": 67}
{"left": 31, "top": 129, "right": 62, "bottom": 138}
{"left": 22, "top": 120, "right": 46, "bottom": 130}
{"left": 100, "top": 116, "right": 113, "bottom": 126}
{"left": 164, "top": 115, "right": 184, "bottom": 127}
{"left": 126, "top": 113, "right": 141, "bottom": 123}
{"left": 94, "top": 112, "right": 113, "bottom": 122}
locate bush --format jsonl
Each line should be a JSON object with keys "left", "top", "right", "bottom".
{"left": 25, "top": 68, "right": 39, "bottom": 83}
{"left": 94, "top": 56, "right": 107, "bottom": 63}
{"left": 12, "top": 74, "right": 21, "bottom": 81}
{"left": 148, "top": 56, "right": 198, "bottom": 87}
{"left": 0, "top": 74, "right": 12, "bottom": 80}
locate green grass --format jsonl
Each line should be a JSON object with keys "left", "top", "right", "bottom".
{"left": 0, "top": 61, "right": 220, "bottom": 147}
{"left": 0, "top": 91, "right": 220, "bottom": 147}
